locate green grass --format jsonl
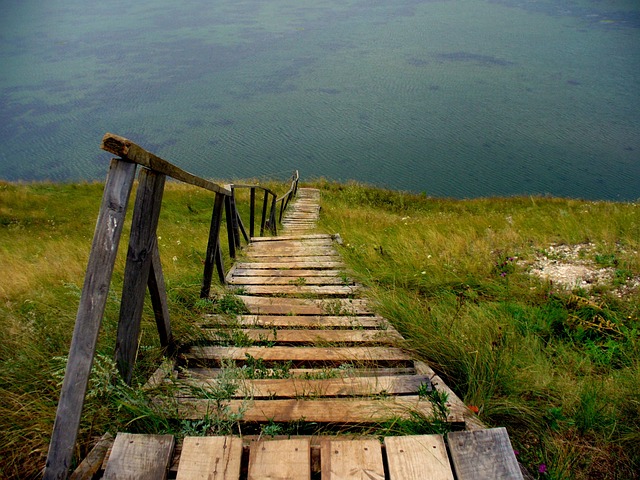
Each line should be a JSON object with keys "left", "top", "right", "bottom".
{"left": 315, "top": 180, "right": 640, "bottom": 480}
{"left": 1, "top": 178, "right": 639, "bottom": 478}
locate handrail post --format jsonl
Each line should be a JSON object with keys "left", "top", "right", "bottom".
{"left": 44, "top": 159, "right": 137, "bottom": 480}
{"left": 270, "top": 195, "right": 278, "bottom": 235}
{"left": 148, "top": 240, "right": 174, "bottom": 354}
{"left": 225, "top": 194, "right": 236, "bottom": 259}
{"left": 249, "top": 187, "right": 256, "bottom": 239}
{"left": 201, "top": 192, "right": 226, "bottom": 297}
{"left": 114, "top": 167, "right": 166, "bottom": 385}
{"left": 260, "top": 190, "right": 269, "bottom": 236}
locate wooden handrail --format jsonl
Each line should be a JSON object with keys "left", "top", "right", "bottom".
{"left": 101, "top": 133, "right": 232, "bottom": 196}
{"left": 44, "top": 135, "right": 300, "bottom": 479}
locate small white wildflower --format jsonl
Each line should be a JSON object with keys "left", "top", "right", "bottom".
{"left": 172, "top": 256, "right": 178, "bottom": 262}
{"left": 421, "top": 271, "right": 426, "bottom": 275}
{"left": 157, "top": 236, "right": 162, "bottom": 240}
{"left": 427, "top": 255, "right": 432, "bottom": 259}
{"left": 176, "top": 240, "right": 181, "bottom": 245}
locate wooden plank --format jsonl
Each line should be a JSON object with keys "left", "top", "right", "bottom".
{"left": 243, "top": 255, "right": 342, "bottom": 263}
{"left": 231, "top": 269, "right": 345, "bottom": 277}
{"left": 176, "top": 396, "right": 443, "bottom": 423}
{"left": 234, "top": 261, "right": 344, "bottom": 270}
{"left": 385, "top": 435, "right": 454, "bottom": 480}
{"left": 103, "top": 433, "right": 174, "bottom": 480}
{"left": 176, "top": 436, "right": 243, "bottom": 480}
{"left": 101, "top": 133, "right": 231, "bottom": 195}
{"left": 246, "top": 239, "right": 334, "bottom": 248}
{"left": 187, "top": 367, "right": 417, "bottom": 379}
{"left": 238, "top": 296, "right": 371, "bottom": 315}
{"left": 413, "top": 361, "right": 486, "bottom": 431}
{"left": 115, "top": 167, "right": 166, "bottom": 384}
{"left": 201, "top": 328, "right": 401, "bottom": 344}
{"left": 238, "top": 284, "right": 358, "bottom": 296}
{"left": 250, "top": 234, "right": 332, "bottom": 241}
{"left": 148, "top": 240, "right": 174, "bottom": 352}
{"left": 321, "top": 439, "right": 385, "bottom": 480}
{"left": 228, "top": 276, "right": 352, "bottom": 285}
{"left": 44, "top": 158, "right": 137, "bottom": 480}
{"left": 181, "top": 374, "right": 431, "bottom": 399}
{"left": 248, "top": 438, "right": 310, "bottom": 480}
{"left": 187, "top": 346, "right": 412, "bottom": 363}
{"left": 70, "top": 433, "right": 114, "bottom": 480}
{"left": 203, "top": 314, "right": 386, "bottom": 330}
{"left": 447, "top": 428, "right": 523, "bottom": 480}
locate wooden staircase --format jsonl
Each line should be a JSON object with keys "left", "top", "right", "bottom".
{"left": 74, "top": 188, "right": 524, "bottom": 479}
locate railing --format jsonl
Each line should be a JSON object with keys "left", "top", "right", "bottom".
{"left": 43, "top": 133, "right": 299, "bottom": 479}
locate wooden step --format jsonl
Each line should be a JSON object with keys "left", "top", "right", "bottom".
{"left": 177, "top": 374, "right": 431, "bottom": 399}
{"left": 200, "top": 328, "right": 402, "bottom": 345}
{"left": 237, "top": 284, "right": 359, "bottom": 297}
{"left": 202, "top": 314, "right": 387, "bottom": 330}
{"left": 237, "top": 296, "right": 371, "bottom": 315}
{"left": 230, "top": 269, "right": 345, "bottom": 277}
{"left": 186, "top": 346, "right": 412, "bottom": 363}
{"left": 234, "top": 261, "right": 344, "bottom": 270}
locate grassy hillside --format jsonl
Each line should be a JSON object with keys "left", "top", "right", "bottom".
{"left": 1, "top": 179, "right": 638, "bottom": 479}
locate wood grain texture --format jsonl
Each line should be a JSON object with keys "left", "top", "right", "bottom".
{"left": 189, "top": 374, "right": 430, "bottom": 399}
{"left": 233, "top": 261, "right": 344, "bottom": 270}
{"left": 101, "top": 133, "right": 231, "bottom": 195}
{"left": 187, "top": 346, "right": 412, "bottom": 362}
{"left": 230, "top": 269, "right": 344, "bottom": 277}
{"left": 447, "top": 428, "right": 523, "bottom": 480}
{"left": 321, "top": 439, "right": 385, "bottom": 480}
{"left": 115, "top": 167, "right": 166, "bottom": 384}
{"left": 200, "top": 328, "right": 401, "bottom": 344}
{"left": 237, "top": 284, "right": 359, "bottom": 296}
{"left": 237, "top": 296, "right": 371, "bottom": 315}
{"left": 69, "top": 433, "right": 114, "bottom": 480}
{"left": 176, "top": 436, "right": 243, "bottom": 480}
{"left": 176, "top": 396, "right": 439, "bottom": 423}
{"left": 44, "top": 159, "right": 136, "bottom": 480}
{"left": 228, "top": 276, "right": 351, "bottom": 285}
{"left": 203, "top": 314, "right": 387, "bottom": 330}
{"left": 103, "top": 433, "right": 174, "bottom": 480}
{"left": 385, "top": 435, "right": 454, "bottom": 480}
{"left": 248, "top": 438, "right": 311, "bottom": 480}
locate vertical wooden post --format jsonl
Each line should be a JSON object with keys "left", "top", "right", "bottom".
{"left": 224, "top": 195, "right": 236, "bottom": 259}
{"left": 148, "top": 240, "right": 174, "bottom": 354}
{"left": 260, "top": 190, "right": 269, "bottom": 236}
{"left": 249, "top": 187, "right": 256, "bottom": 239}
{"left": 229, "top": 187, "right": 241, "bottom": 248}
{"left": 114, "top": 168, "right": 166, "bottom": 384}
{"left": 270, "top": 196, "right": 278, "bottom": 235}
{"left": 44, "top": 159, "right": 137, "bottom": 480}
{"left": 201, "top": 192, "right": 226, "bottom": 297}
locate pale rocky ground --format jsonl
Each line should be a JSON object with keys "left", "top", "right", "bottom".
{"left": 523, "top": 243, "right": 640, "bottom": 297}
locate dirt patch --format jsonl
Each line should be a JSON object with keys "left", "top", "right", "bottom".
{"left": 525, "top": 243, "right": 639, "bottom": 297}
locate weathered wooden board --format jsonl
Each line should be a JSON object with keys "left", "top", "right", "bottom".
{"left": 233, "top": 261, "right": 344, "bottom": 270}
{"left": 245, "top": 247, "right": 338, "bottom": 257}
{"left": 187, "top": 346, "right": 412, "bottom": 363}
{"left": 175, "top": 436, "right": 243, "bottom": 480}
{"left": 201, "top": 328, "right": 401, "bottom": 344}
{"left": 447, "top": 428, "right": 523, "bottom": 480}
{"left": 70, "top": 433, "right": 114, "bottom": 480}
{"left": 229, "top": 276, "right": 351, "bottom": 285}
{"left": 231, "top": 269, "right": 345, "bottom": 277}
{"left": 385, "top": 435, "right": 455, "bottom": 480}
{"left": 187, "top": 366, "right": 417, "bottom": 379}
{"left": 321, "top": 439, "right": 385, "bottom": 480}
{"left": 242, "top": 256, "right": 342, "bottom": 264}
{"left": 238, "top": 284, "right": 359, "bottom": 296}
{"left": 237, "top": 296, "right": 372, "bottom": 315}
{"left": 180, "top": 374, "right": 431, "bottom": 399}
{"left": 251, "top": 234, "right": 332, "bottom": 242}
{"left": 414, "top": 361, "right": 485, "bottom": 431}
{"left": 246, "top": 240, "right": 334, "bottom": 249}
{"left": 203, "top": 314, "right": 387, "bottom": 330}
{"left": 175, "top": 396, "right": 444, "bottom": 423}
{"left": 248, "top": 438, "right": 310, "bottom": 480}
{"left": 103, "top": 433, "right": 174, "bottom": 480}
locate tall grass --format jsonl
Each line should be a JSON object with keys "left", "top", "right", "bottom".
{"left": 314, "top": 180, "right": 640, "bottom": 479}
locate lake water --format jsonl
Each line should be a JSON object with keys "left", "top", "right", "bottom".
{"left": 1, "top": 0, "right": 639, "bottom": 200}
